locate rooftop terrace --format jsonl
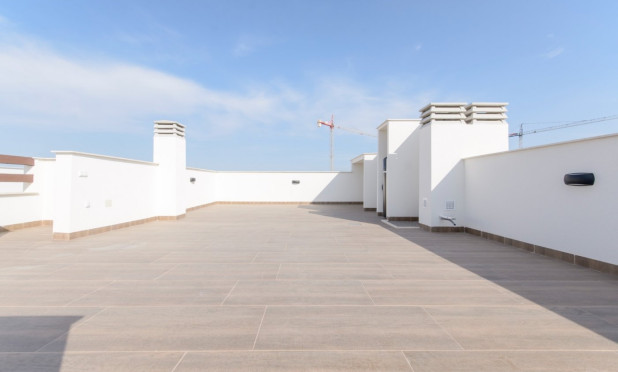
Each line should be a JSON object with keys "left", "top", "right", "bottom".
{"left": 1, "top": 204, "right": 617, "bottom": 371}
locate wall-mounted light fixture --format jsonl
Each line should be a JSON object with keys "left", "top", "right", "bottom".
{"left": 564, "top": 173, "right": 595, "bottom": 186}
{"left": 189, "top": 177, "right": 196, "bottom": 183}
{"left": 292, "top": 180, "right": 300, "bottom": 184}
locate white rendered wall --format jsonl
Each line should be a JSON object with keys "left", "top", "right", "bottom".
{"left": 216, "top": 169, "right": 362, "bottom": 203}
{"left": 34, "top": 159, "right": 56, "bottom": 221}
{"left": 0, "top": 158, "right": 54, "bottom": 227}
{"left": 0, "top": 193, "right": 41, "bottom": 227}
{"left": 362, "top": 155, "right": 377, "bottom": 209}
{"left": 186, "top": 168, "right": 218, "bottom": 208}
{"left": 419, "top": 122, "right": 508, "bottom": 227}
{"left": 386, "top": 120, "right": 420, "bottom": 218}
{"left": 377, "top": 127, "right": 387, "bottom": 214}
{"left": 52, "top": 152, "right": 158, "bottom": 234}
{"left": 465, "top": 134, "right": 618, "bottom": 265}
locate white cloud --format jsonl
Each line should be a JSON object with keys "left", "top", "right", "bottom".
{"left": 415, "top": 43, "right": 422, "bottom": 51}
{"left": 0, "top": 36, "right": 432, "bottom": 139}
{"left": 544, "top": 47, "right": 564, "bottom": 59}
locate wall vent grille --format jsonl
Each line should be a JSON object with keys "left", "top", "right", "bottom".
{"left": 154, "top": 120, "right": 185, "bottom": 137}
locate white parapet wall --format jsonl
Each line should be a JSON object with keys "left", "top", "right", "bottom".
{"left": 0, "top": 158, "right": 55, "bottom": 228}
{"left": 465, "top": 133, "right": 618, "bottom": 266}
{"left": 186, "top": 167, "right": 218, "bottom": 208}
{"left": 0, "top": 193, "right": 42, "bottom": 228}
{"left": 216, "top": 168, "right": 363, "bottom": 203}
{"left": 52, "top": 151, "right": 158, "bottom": 238}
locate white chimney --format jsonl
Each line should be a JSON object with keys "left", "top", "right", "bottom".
{"left": 153, "top": 120, "right": 186, "bottom": 219}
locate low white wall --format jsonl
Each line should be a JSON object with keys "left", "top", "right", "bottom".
{"left": 0, "top": 193, "right": 42, "bottom": 227}
{"left": 0, "top": 158, "right": 55, "bottom": 227}
{"left": 186, "top": 168, "right": 218, "bottom": 208}
{"left": 53, "top": 152, "right": 158, "bottom": 234}
{"left": 465, "top": 134, "right": 618, "bottom": 265}
{"left": 363, "top": 156, "right": 377, "bottom": 209}
{"left": 216, "top": 169, "right": 362, "bottom": 203}
{"left": 35, "top": 159, "right": 57, "bottom": 221}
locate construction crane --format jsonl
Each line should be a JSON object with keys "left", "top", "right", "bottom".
{"left": 317, "top": 114, "right": 377, "bottom": 171}
{"left": 509, "top": 114, "right": 618, "bottom": 148}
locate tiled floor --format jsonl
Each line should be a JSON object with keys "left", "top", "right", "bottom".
{"left": 0, "top": 204, "right": 617, "bottom": 371}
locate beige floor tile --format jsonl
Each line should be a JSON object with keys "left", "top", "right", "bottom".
{"left": 43, "top": 263, "right": 176, "bottom": 280}
{"left": 224, "top": 280, "right": 373, "bottom": 305}
{"left": 494, "top": 280, "right": 618, "bottom": 306}
{"left": 425, "top": 306, "right": 618, "bottom": 350}
{"left": 252, "top": 253, "right": 349, "bottom": 263}
{"left": 0, "top": 280, "right": 111, "bottom": 306}
{"left": 404, "top": 351, "right": 618, "bottom": 372}
{"left": 0, "top": 307, "right": 103, "bottom": 352}
{"left": 255, "top": 306, "right": 461, "bottom": 350}
{"left": 68, "top": 280, "right": 236, "bottom": 306}
{"left": 1, "top": 205, "right": 617, "bottom": 370}
{"left": 362, "top": 280, "right": 525, "bottom": 306}
{"left": 39, "top": 306, "right": 265, "bottom": 352}
{"left": 159, "top": 263, "right": 279, "bottom": 280}
{"left": 277, "top": 263, "right": 394, "bottom": 280}
{"left": 175, "top": 351, "right": 413, "bottom": 371}
{"left": 0, "top": 352, "right": 183, "bottom": 372}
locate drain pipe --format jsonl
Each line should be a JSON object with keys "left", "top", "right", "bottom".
{"left": 439, "top": 215, "right": 456, "bottom": 226}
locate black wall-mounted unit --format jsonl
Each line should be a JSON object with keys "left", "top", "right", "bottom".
{"left": 564, "top": 173, "right": 595, "bottom": 186}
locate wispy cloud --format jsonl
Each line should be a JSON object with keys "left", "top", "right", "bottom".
{"left": 232, "top": 34, "right": 273, "bottom": 57}
{"left": 544, "top": 47, "right": 564, "bottom": 59}
{"left": 0, "top": 34, "right": 432, "bottom": 139}
{"left": 415, "top": 43, "right": 422, "bottom": 51}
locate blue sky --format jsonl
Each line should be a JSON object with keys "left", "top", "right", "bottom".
{"left": 1, "top": 0, "right": 617, "bottom": 171}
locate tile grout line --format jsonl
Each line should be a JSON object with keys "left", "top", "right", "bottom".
{"left": 63, "top": 280, "right": 117, "bottom": 307}
{"left": 359, "top": 280, "right": 376, "bottom": 306}
{"left": 13, "top": 347, "right": 618, "bottom": 353}
{"left": 33, "top": 306, "right": 109, "bottom": 352}
{"left": 378, "top": 263, "right": 396, "bottom": 279}
{"left": 421, "top": 307, "right": 466, "bottom": 351}
{"left": 401, "top": 350, "right": 416, "bottom": 372}
{"left": 170, "top": 351, "right": 187, "bottom": 372}
{"left": 275, "top": 263, "right": 282, "bottom": 280}
{"left": 151, "top": 251, "right": 173, "bottom": 264}
{"left": 153, "top": 264, "right": 180, "bottom": 280}
{"left": 220, "top": 280, "right": 239, "bottom": 305}
{"left": 252, "top": 306, "right": 268, "bottom": 351}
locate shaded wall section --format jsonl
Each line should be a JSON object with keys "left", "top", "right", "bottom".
{"left": 465, "top": 133, "right": 618, "bottom": 266}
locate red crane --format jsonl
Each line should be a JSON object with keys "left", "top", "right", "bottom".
{"left": 317, "top": 115, "right": 376, "bottom": 171}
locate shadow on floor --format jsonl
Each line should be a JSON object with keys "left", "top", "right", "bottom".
{"left": 0, "top": 316, "right": 82, "bottom": 372}
{"left": 308, "top": 204, "right": 618, "bottom": 344}
{"left": 298, "top": 204, "right": 381, "bottom": 224}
